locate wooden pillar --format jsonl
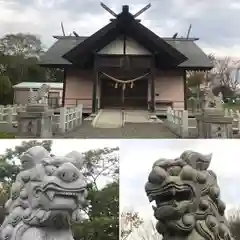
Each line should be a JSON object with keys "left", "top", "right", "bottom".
{"left": 150, "top": 70, "right": 155, "bottom": 112}
{"left": 62, "top": 68, "right": 67, "bottom": 107}
{"left": 92, "top": 71, "right": 98, "bottom": 113}
{"left": 183, "top": 70, "right": 187, "bottom": 110}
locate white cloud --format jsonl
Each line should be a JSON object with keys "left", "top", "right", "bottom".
{"left": 1, "top": 0, "right": 240, "bottom": 57}
{"left": 0, "top": 139, "right": 119, "bottom": 156}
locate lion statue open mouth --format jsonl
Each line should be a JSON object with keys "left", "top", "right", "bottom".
{"left": 145, "top": 150, "right": 233, "bottom": 240}
{"left": 0, "top": 146, "right": 88, "bottom": 240}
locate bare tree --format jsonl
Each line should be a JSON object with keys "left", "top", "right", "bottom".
{"left": 187, "top": 54, "right": 215, "bottom": 88}
{"left": 227, "top": 208, "right": 240, "bottom": 240}
{"left": 82, "top": 147, "right": 119, "bottom": 189}
{"left": 134, "top": 220, "right": 162, "bottom": 240}
{"left": 121, "top": 209, "right": 143, "bottom": 240}
{"left": 209, "top": 56, "right": 239, "bottom": 91}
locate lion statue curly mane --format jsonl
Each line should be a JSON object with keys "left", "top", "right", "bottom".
{"left": 145, "top": 150, "right": 233, "bottom": 240}
{"left": 0, "top": 146, "right": 88, "bottom": 240}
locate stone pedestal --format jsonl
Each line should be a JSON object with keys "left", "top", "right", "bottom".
{"left": 195, "top": 109, "right": 233, "bottom": 138}
{"left": 17, "top": 103, "right": 53, "bottom": 138}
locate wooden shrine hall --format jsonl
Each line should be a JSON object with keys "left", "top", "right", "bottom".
{"left": 40, "top": 3, "right": 213, "bottom": 114}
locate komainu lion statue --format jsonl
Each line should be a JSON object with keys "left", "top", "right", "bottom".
{"left": 0, "top": 146, "right": 88, "bottom": 240}
{"left": 145, "top": 150, "right": 233, "bottom": 240}
{"left": 28, "top": 84, "right": 50, "bottom": 104}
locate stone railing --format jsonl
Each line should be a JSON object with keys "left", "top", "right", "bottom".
{"left": 224, "top": 108, "right": 240, "bottom": 133}
{"left": 0, "top": 104, "right": 27, "bottom": 125}
{"left": 165, "top": 106, "right": 240, "bottom": 138}
{"left": 0, "top": 104, "right": 83, "bottom": 136}
{"left": 57, "top": 104, "right": 83, "bottom": 133}
{"left": 165, "top": 107, "right": 190, "bottom": 138}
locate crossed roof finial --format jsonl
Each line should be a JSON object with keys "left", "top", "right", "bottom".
{"left": 100, "top": 2, "right": 151, "bottom": 19}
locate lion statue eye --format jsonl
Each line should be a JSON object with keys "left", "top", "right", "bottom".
{"left": 45, "top": 165, "right": 57, "bottom": 175}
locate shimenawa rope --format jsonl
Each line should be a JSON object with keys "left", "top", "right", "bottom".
{"left": 101, "top": 72, "right": 150, "bottom": 90}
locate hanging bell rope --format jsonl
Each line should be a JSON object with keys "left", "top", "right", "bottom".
{"left": 101, "top": 71, "right": 150, "bottom": 85}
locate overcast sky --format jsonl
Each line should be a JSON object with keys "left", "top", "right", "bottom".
{"left": 120, "top": 139, "right": 240, "bottom": 224}
{"left": 1, "top": 0, "right": 240, "bottom": 57}
{"left": 0, "top": 139, "right": 119, "bottom": 156}
{"left": 0, "top": 139, "right": 120, "bottom": 188}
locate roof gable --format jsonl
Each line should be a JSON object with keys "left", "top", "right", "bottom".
{"left": 98, "top": 36, "right": 152, "bottom": 55}
{"left": 63, "top": 6, "right": 187, "bottom": 66}
{"left": 40, "top": 37, "right": 213, "bottom": 70}
{"left": 39, "top": 5, "right": 212, "bottom": 70}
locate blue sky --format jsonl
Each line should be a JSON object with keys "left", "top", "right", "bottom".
{"left": 120, "top": 139, "right": 240, "bottom": 221}
{"left": 1, "top": 0, "right": 240, "bottom": 57}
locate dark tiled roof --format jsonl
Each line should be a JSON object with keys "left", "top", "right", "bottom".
{"left": 63, "top": 14, "right": 187, "bottom": 66}
{"left": 165, "top": 39, "right": 212, "bottom": 68}
{"left": 40, "top": 36, "right": 87, "bottom": 65}
{"left": 40, "top": 36, "right": 212, "bottom": 69}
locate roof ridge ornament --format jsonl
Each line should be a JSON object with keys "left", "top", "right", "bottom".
{"left": 60, "top": 22, "right": 65, "bottom": 36}
{"left": 186, "top": 24, "right": 192, "bottom": 39}
{"left": 100, "top": 2, "right": 118, "bottom": 17}
{"left": 100, "top": 2, "right": 151, "bottom": 19}
{"left": 133, "top": 3, "right": 151, "bottom": 18}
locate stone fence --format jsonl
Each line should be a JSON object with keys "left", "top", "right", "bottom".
{"left": 58, "top": 105, "right": 83, "bottom": 133}
{"left": 0, "top": 104, "right": 27, "bottom": 125}
{"left": 0, "top": 104, "right": 83, "bottom": 136}
{"left": 165, "top": 107, "right": 240, "bottom": 138}
{"left": 165, "top": 108, "right": 193, "bottom": 138}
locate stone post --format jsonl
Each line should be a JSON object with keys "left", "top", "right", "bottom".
{"left": 181, "top": 110, "right": 189, "bottom": 138}
{"left": 77, "top": 104, "right": 83, "bottom": 125}
{"left": 7, "top": 107, "right": 13, "bottom": 124}
{"left": 0, "top": 106, "right": 3, "bottom": 122}
{"left": 59, "top": 106, "right": 66, "bottom": 133}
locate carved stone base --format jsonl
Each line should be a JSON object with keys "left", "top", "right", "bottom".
{"left": 195, "top": 110, "right": 233, "bottom": 138}
{"left": 26, "top": 103, "right": 49, "bottom": 113}
{"left": 17, "top": 104, "right": 53, "bottom": 138}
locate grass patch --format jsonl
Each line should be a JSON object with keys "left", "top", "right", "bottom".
{"left": 0, "top": 132, "right": 15, "bottom": 138}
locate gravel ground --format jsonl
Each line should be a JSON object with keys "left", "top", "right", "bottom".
{"left": 2, "top": 121, "right": 240, "bottom": 139}
{"left": 57, "top": 121, "right": 178, "bottom": 138}
{"left": 0, "top": 123, "right": 17, "bottom": 134}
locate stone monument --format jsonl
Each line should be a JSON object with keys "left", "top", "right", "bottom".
{"left": 0, "top": 146, "right": 88, "bottom": 240}
{"left": 17, "top": 84, "right": 53, "bottom": 138}
{"left": 195, "top": 88, "right": 233, "bottom": 138}
{"left": 145, "top": 150, "right": 233, "bottom": 240}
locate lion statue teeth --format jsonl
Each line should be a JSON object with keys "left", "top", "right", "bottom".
{"left": 0, "top": 146, "right": 88, "bottom": 240}
{"left": 145, "top": 150, "right": 234, "bottom": 240}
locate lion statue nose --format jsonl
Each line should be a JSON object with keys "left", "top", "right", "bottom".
{"left": 56, "top": 163, "right": 80, "bottom": 182}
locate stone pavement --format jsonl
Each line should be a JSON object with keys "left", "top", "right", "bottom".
{"left": 92, "top": 109, "right": 123, "bottom": 128}
{"left": 0, "top": 113, "right": 178, "bottom": 139}
{"left": 58, "top": 121, "right": 178, "bottom": 138}
{"left": 92, "top": 109, "right": 162, "bottom": 128}
{"left": 124, "top": 110, "right": 162, "bottom": 123}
